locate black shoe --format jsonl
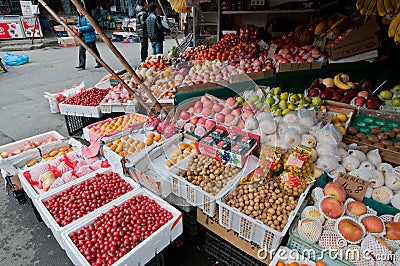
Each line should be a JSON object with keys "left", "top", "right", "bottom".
{"left": 76, "top": 67, "right": 85, "bottom": 71}
{"left": 95, "top": 64, "right": 103, "bottom": 68}
{"left": 75, "top": 65, "right": 85, "bottom": 69}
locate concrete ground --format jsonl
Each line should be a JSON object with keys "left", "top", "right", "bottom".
{"left": 0, "top": 37, "right": 215, "bottom": 266}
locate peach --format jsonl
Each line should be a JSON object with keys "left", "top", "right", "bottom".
{"left": 214, "top": 113, "right": 225, "bottom": 123}
{"left": 221, "top": 107, "right": 232, "bottom": 115}
{"left": 347, "top": 201, "right": 367, "bottom": 217}
{"left": 338, "top": 219, "right": 364, "bottom": 243}
{"left": 324, "top": 182, "right": 347, "bottom": 202}
{"left": 201, "top": 108, "right": 213, "bottom": 117}
{"left": 361, "top": 216, "right": 384, "bottom": 233}
{"left": 320, "top": 197, "right": 344, "bottom": 219}
{"left": 197, "top": 117, "right": 206, "bottom": 125}
{"left": 203, "top": 100, "right": 213, "bottom": 109}
{"left": 200, "top": 95, "right": 210, "bottom": 103}
{"left": 213, "top": 103, "right": 224, "bottom": 113}
{"left": 205, "top": 120, "right": 216, "bottom": 131}
{"left": 225, "top": 97, "right": 237, "bottom": 108}
{"left": 194, "top": 101, "right": 203, "bottom": 109}
{"left": 179, "top": 111, "right": 191, "bottom": 120}
{"left": 385, "top": 221, "right": 400, "bottom": 240}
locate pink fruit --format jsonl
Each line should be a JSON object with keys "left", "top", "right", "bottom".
{"left": 224, "top": 114, "right": 239, "bottom": 126}
{"left": 194, "top": 126, "right": 207, "bottom": 137}
{"left": 194, "top": 107, "right": 202, "bottom": 115}
{"left": 358, "top": 91, "right": 369, "bottom": 98}
{"left": 324, "top": 182, "right": 347, "bottom": 202}
{"left": 205, "top": 120, "right": 216, "bottom": 131}
{"left": 177, "top": 119, "right": 187, "bottom": 128}
{"left": 225, "top": 97, "right": 237, "bottom": 108}
{"left": 347, "top": 201, "right": 367, "bottom": 217}
{"left": 183, "top": 123, "right": 195, "bottom": 133}
{"left": 213, "top": 103, "right": 224, "bottom": 113}
{"left": 221, "top": 107, "right": 232, "bottom": 115}
{"left": 200, "top": 96, "right": 210, "bottom": 103}
{"left": 194, "top": 101, "right": 203, "bottom": 109}
{"left": 242, "top": 111, "right": 254, "bottom": 120}
{"left": 201, "top": 108, "right": 213, "bottom": 117}
{"left": 190, "top": 117, "right": 199, "bottom": 124}
{"left": 180, "top": 111, "right": 191, "bottom": 120}
{"left": 243, "top": 103, "right": 255, "bottom": 112}
{"left": 197, "top": 117, "right": 206, "bottom": 125}
{"left": 320, "top": 197, "right": 344, "bottom": 219}
{"left": 203, "top": 101, "right": 213, "bottom": 109}
{"left": 237, "top": 119, "right": 245, "bottom": 129}
{"left": 232, "top": 108, "right": 242, "bottom": 116}
{"left": 214, "top": 113, "right": 225, "bottom": 123}
{"left": 361, "top": 216, "right": 384, "bottom": 233}
{"left": 188, "top": 107, "right": 194, "bottom": 114}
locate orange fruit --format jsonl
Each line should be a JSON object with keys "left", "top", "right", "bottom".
{"left": 287, "top": 263, "right": 299, "bottom": 266}
{"left": 153, "top": 134, "right": 161, "bottom": 141}
{"left": 146, "top": 138, "right": 153, "bottom": 146}
{"left": 147, "top": 132, "right": 155, "bottom": 139}
{"left": 276, "top": 261, "right": 285, "bottom": 266}
{"left": 316, "top": 261, "right": 325, "bottom": 266}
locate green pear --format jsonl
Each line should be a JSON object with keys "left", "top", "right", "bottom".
{"left": 289, "top": 94, "right": 299, "bottom": 103}
{"left": 255, "top": 101, "right": 264, "bottom": 110}
{"left": 299, "top": 98, "right": 307, "bottom": 105}
{"left": 288, "top": 103, "right": 296, "bottom": 110}
{"left": 312, "top": 97, "right": 322, "bottom": 107}
{"left": 274, "top": 109, "right": 282, "bottom": 116}
{"left": 273, "top": 87, "right": 282, "bottom": 95}
{"left": 270, "top": 105, "right": 279, "bottom": 112}
{"left": 266, "top": 97, "right": 275, "bottom": 106}
{"left": 282, "top": 108, "right": 291, "bottom": 115}
{"left": 237, "top": 97, "right": 244, "bottom": 105}
{"left": 279, "top": 100, "right": 288, "bottom": 109}
{"left": 249, "top": 95, "right": 259, "bottom": 103}
{"left": 280, "top": 92, "right": 289, "bottom": 101}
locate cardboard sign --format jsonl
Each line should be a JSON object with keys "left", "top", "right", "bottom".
{"left": 336, "top": 172, "right": 369, "bottom": 201}
{"left": 317, "top": 111, "right": 334, "bottom": 124}
{"left": 20, "top": 1, "right": 33, "bottom": 16}
{"left": 267, "top": 44, "right": 277, "bottom": 59}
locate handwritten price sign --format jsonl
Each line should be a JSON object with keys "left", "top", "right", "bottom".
{"left": 336, "top": 172, "right": 370, "bottom": 201}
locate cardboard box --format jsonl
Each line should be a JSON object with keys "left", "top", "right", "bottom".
{"left": 197, "top": 209, "right": 272, "bottom": 264}
{"left": 325, "top": 19, "right": 381, "bottom": 60}
{"left": 231, "top": 70, "right": 274, "bottom": 83}
{"left": 57, "top": 37, "right": 77, "bottom": 47}
{"left": 317, "top": 100, "right": 356, "bottom": 129}
{"left": 278, "top": 61, "right": 322, "bottom": 72}
{"left": 53, "top": 25, "right": 66, "bottom": 32}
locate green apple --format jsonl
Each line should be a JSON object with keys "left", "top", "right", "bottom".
{"left": 273, "top": 87, "right": 282, "bottom": 95}
{"left": 279, "top": 100, "right": 288, "bottom": 109}
{"left": 255, "top": 101, "right": 264, "bottom": 110}
{"left": 288, "top": 103, "right": 296, "bottom": 110}
{"left": 270, "top": 105, "right": 279, "bottom": 112}
{"left": 393, "top": 84, "right": 400, "bottom": 91}
{"left": 280, "top": 92, "right": 289, "bottom": 101}
{"left": 379, "top": 90, "right": 393, "bottom": 100}
{"left": 249, "top": 95, "right": 259, "bottom": 103}
{"left": 274, "top": 109, "right": 282, "bottom": 116}
{"left": 237, "top": 96, "right": 244, "bottom": 105}
{"left": 282, "top": 108, "right": 291, "bottom": 115}
{"left": 312, "top": 97, "right": 322, "bottom": 107}
{"left": 392, "top": 97, "right": 400, "bottom": 107}
{"left": 266, "top": 97, "right": 275, "bottom": 106}
{"left": 299, "top": 98, "right": 307, "bottom": 105}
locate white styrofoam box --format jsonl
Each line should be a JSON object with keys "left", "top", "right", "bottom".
{"left": 82, "top": 113, "right": 148, "bottom": 141}
{"left": 19, "top": 151, "right": 104, "bottom": 199}
{"left": 126, "top": 134, "right": 191, "bottom": 198}
{"left": 35, "top": 168, "right": 139, "bottom": 249}
{"left": 217, "top": 183, "right": 312, "bottom": 253}
{"left": 0, "top": 131, "right": 64, "bottom": 161}
{"left": 61, "top": 188, "right": 183, "bottom": 266}
{"left": 99, "top": 102, "right": 138, "bottom": 114}
{"left": 170, "top": 155, "right": 259, "bottom": 217}
{"left": 270, "top": 246, "right": 316, "bottom": 266}
{"left": 101, "top": 130, "right": 158, "bottom": 175}
{"left": 59, "top": 103, "right": 103, "bottom": 118}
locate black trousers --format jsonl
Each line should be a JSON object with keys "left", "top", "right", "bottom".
{"left": 78, "top": 41, "right": 100, "bottom": 68}
{"left": 140, "top": 37, "right": 148, "bottom": 62}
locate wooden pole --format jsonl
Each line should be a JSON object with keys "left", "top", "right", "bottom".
{"left": 156, "top": 0, "right": 182, "bottom": 52}
{"left": 36, "top": 0, "right": 154, "bottom": 114}
{"left": 69, "top": 0, "right": 163, "bottom": 113}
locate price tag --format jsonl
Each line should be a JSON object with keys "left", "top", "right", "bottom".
{"left": 267, "top": 44, "right": 277, "bottom": 59}
{"left": 336, "top": 172, "right": 370, "bottom": 201}
{"left": 100, "top": 105, "right": 111, "bottom": 113}
{"left": 124, "top": 105, "right": 136, "bottom": 113}
{"left": 317, "top": 111, "right": 334, "bottom": 124}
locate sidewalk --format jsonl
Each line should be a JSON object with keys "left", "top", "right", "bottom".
{"left": 0, "top": 33, "right": 60, "bottom": 52}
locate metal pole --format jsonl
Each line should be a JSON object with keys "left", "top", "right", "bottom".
{"left": 69, "top": 0, "right": 163, "bottom": 113}
{"left": 37, "top": 0, "right": 154, "bottom": 114}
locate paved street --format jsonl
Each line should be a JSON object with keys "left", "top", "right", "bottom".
{"left": 0, "top": 38, "right": 211, "bottom": 266}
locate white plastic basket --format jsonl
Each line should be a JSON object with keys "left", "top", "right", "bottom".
{"left": 171, "top": 155, "right": 258, "bottom": 217}
{"left": 34, "top": 168, "right": 139, "bottom": 249}
{"left": 217, "top": 182, "right": 312, "bottom": 252}
{"left": 59, "top": 103, "right": 102, "bottom": 118}
{"left": 61, "top": 188, "right": 182, "bottom": 266}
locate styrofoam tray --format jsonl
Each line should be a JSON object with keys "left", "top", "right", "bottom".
{"left": 270, "top": 246, "right": 316, "bottom": 266}
{"left": 35, "top": 168, "right": 139, "bottom": 249}
{"left": 170, "top": 155, "right": 259, "bottom": 217}
{"left": 82, "top": 113, "right": 148, "bottom": 141}
{"left": 99, "top": 102, "right": 138, "bottom": 114}
{"left": 61, "top": 188, "right": 182, "bottom": 266}
{"left": 59, "top": 103, "right": 103, "bottom": 118}
{"left": 217, "top": 182, "right": 312, "bottom": 252}
{"left": 126, "top": 134, "right": 195, "bottom": 198}
{"left": 19, "top": 152, "right": 104, "bottom": 199}
{"left": 0, "top": 131, "right": 64, "bottom": 161}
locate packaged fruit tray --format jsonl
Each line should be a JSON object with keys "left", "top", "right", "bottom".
{"left": 349, "top": 114, "right": 400, "bottom": 138}
{"left": 217, "top": 178, "right": 312, "bottom": 253}
{"left": 0, "top": 131, "right": 64, "bottom": 161}
{"left": 126, "top": 133, "right": 198, "bottom": 198}
{"left": 269, "top": 246, "right": 316, "bottom": 266}
{"left": 34, "top": 168, "right": 139, "bottom": 249}
{"left": 101, "top": 129, "right": 163, "bottom": 175}
{"left": 170, "top": 154, "right": 258, "bottom": 217}
{"left": 61, "top": 188, "right": 182, "bottom": 266}
{"left": 82, "top": 113, "right": 148, "bottom": 141}
{"left": 19, "top": 151, "right": 107, "bottom": 199}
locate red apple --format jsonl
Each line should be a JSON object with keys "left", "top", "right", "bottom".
{"left": 320, "top": 90, "right": 333, "bottom": 100}
{"left": 354, "top": 96, "right": 365, "bottom": 107}
{"left": 324, "top": 182, "right": 347, "bottom": 202}
{"left": 366, "top": 96, "right": 380, "bottom": 109}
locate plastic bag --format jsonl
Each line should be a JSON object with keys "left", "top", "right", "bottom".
{"left": 3, "top": 52, "right": 29, "bottom": 66}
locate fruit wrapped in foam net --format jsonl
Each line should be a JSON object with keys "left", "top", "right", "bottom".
{"left": 75, "top": 165, "right": 93, "bottom": 177}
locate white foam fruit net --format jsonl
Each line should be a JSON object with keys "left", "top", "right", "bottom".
{"left": 297, "top": 218, "right": 323, "bottom": 243}
{"left": 301, "top": 206, "right": 325, "bottom": 224}
{"left": 345, "top": 245, "right": 374, "bottom": 266}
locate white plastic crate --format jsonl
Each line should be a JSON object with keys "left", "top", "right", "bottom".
{"left": 59, "top": 103, "right": 103, "bottom": 118}
{"left": 34, "top": 168, "right": 139, "bottom": 249}
{"left": 19, "top": 151, "right": 105, "bottom": 200}
{"left": 61, "top": 188, "right": 183, "bottom": 266}
{"left": 270, "top": 246, "right": 316, "bottom": 266}
{"left": 82, "top": 113, "right": 148, "bottom": 141}
{"left": 217, "top": 183, "right": 312, "bottom": 252}
{"left": 126, "top": 134, "right": 196, "bottom": 198}
{"left": 170, "top": 155, "right": 258, "bottom": 217}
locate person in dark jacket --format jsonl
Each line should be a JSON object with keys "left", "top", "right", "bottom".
{"left": 136, "top": 0, "right": 148, "bottom": 62}
{"left": 75, "top": 12, "right": 102, "bottom": 70}
{"left": 146, "top": 3, "right": 171, "bottom": 55}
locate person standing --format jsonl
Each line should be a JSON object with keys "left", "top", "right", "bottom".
{"left": 75, "top": 12, "right": 102, "bottom": 70}
{"left": 146, "top": 3, "right": 171, "bottom": 55}
{"left": 136, "top": 0, "right": 148, "bottom": 62}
